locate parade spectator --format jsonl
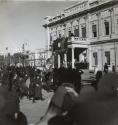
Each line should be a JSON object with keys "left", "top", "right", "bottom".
{"left": 104, "top": 63, "right": 108, "bottom": 73}
{"left": 33, "top": 75, "right": 43, "bottom": 102}
{"left": 0, "top": 85, "right": 28, "bottom": 125}
{"left": 112, "top": 63, "right": 115, "bottom": 72}
{"left": 0, "top": 65, "right": 45, "bottom": 103}
{"left": 95, "top": 71, "right": 102, "bottom": 90}
{"left": 8, "top": 67, "right": 14, "bottom": 91}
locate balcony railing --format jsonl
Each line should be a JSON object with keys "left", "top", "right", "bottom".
{"left": 67, "top": 37, "right": 90, "bottom": 48}
{"left": 71, "top": 37, "right": 87, "bottom": 41}
{"left": 68, "top": 36, "right": 88, "bottom": 43}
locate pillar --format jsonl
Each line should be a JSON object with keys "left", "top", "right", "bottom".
{"left": 64, "top": 53, "right": 67, "bottom": 68}
{"left": 88, "top": 46, "right": 92, "bottom": 70}
{"left": 58, "top": 54, "right": 61, "bottom": 68}
{"left": 52, "top": 54, "right": 54, "bottom": 68}
{"left": 72, "top": 47, "right": 75, "bottom": 68}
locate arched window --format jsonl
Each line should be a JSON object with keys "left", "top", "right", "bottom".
{"left": 92, "top": 24, "right": 97, "bottom": 37}
{"left": 74, "top": 25, "right": 79, "bottom": 37}
{"left": 105, "top": 51, "right": 110, "bottom": 65}
{"left": 81, "top": 25, "right": 86, "bottom": 38}
{"left": 104, "top": 21, "right": 109, "bottom": 35}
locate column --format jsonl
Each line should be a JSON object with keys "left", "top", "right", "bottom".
{"left": 64, "top": 53, "right": 67, "bottom": 68}
{"left": 109, "top": 8, "right": 113, "bottom": 34}
{"left": 52, "top": 54, "right": 54, "bottom": 68}
{"left": 114, "top": 41, "right": 117, "bottom": 70}
{"left": 72, "top": 47, "right": 75, "bottom": 68}
{"left": 101, "top": 45, "right": 104, "bottom": 71}
{"left": 96, "top": 12, "right": 100, "bottom": 39}
{"left": 88, "top": 46, "right": 93, "bottom": 70}
{"left": 58, "top": 54, "right": 61, "bottom": 68}
{"left": 97, "top": 12, "right": 102, "bottom": 38}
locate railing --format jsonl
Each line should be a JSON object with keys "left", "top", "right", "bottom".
{"left": 72, "top": 37, "right": 87, "bottom": 41}
{"left": 68, "top": 37, "right": 87, "bottom": 42}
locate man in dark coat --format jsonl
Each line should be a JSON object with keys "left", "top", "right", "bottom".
{"left": 33, "top": 76, "right": 43, "bottom": 101}
{"left": 0, "top": 85, "right": 28, "bottom": 125}
{"left": 104, "top": 63, "right": 108, "bottom": 73}
{"left": 8, "top": 69, "right": 14, "bottom": 91}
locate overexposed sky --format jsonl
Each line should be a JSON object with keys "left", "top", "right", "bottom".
{"left": 0, "top": 0, "right": 77, "bottom": 54}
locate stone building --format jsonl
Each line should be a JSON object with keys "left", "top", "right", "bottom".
{"left": 43, "top": 0, "right": 118, "bottom": 71}
{"left": 28, "top": 49, "right": 47, "bottom": 69}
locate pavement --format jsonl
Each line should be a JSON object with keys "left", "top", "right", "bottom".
{"left": 20, "top": 90, "right": 53, "bottom": 124}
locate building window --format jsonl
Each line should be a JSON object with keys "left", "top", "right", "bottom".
{"left": 105, "top": 51, "right": 110, "bottom": 65}
{"left": 104, "top": 21, "right": 109, "bottom": 35}
{"left": 58, "top": 30, "right": 61, "bottom": 38}
{"left": 92, "top": 24, "right": 97, "bottom": 37}
{"left": 93, "top": 52, "right": 98, "bottom": 66}
{"left": 54, "top": 31, "right": 57, "bottom": 36}
{"left": 50, "top": 33, "right": 52, "bottom": 41}
{"left": 68, "top": 30, "right": 72, "bottom": 37}
{"left": 81, "top": 26, "right": 86, "bottom": 38}
{"left": 74, "top": 26, "right": 79, "bottom": 37}
{"left": 59, "top": 33, "right": 61, "bottom": 38}
{"left": 63, "top": 29, "right": 66, "bottom": 36}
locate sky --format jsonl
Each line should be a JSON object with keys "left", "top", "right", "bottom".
{"left": 0, "top": 0, "right": 78, "bottom": 54}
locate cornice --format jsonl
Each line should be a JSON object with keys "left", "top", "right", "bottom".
{"left": 43, "top": 0, "right": 117, "bottom": 28}
{"left": 90, "top": 38, "right": 118, "bottom": 45}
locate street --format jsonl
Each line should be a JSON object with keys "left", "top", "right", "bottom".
{"left": 20, "top": 90, "right": 53, "bottom": 124}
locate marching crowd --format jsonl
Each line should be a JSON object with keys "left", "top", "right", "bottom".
{"left": 0, "top": 65, "right": 46, "bottom": 102}
{"left": 0, "top": 65, "right": 83, "bottom": 100}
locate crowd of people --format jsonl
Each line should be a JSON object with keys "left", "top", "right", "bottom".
{"left": 0, "top": 65, "right": 44, "bottom": 102}
{"left": 0, "top": 65, "right": 83, "bottom": 125}
{"left": 0, "top": 63, "right": 114, "bottom": 125}
{"left": 0, "top": 65, "right": 84, "bottom": 102}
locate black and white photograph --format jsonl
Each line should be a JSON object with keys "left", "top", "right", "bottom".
{"left": 0, "top": 0, "right": 118, "bottom": 125}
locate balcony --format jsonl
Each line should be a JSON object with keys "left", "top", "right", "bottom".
{"left": 68, "top": 36, "right": 89, "bottom": 48}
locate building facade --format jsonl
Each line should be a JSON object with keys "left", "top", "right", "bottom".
{"left": 43, "top": 0, "right": 118, "bottom": 71}
{"left": 28, "top": 49, "right": 47, "bottom": 69}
